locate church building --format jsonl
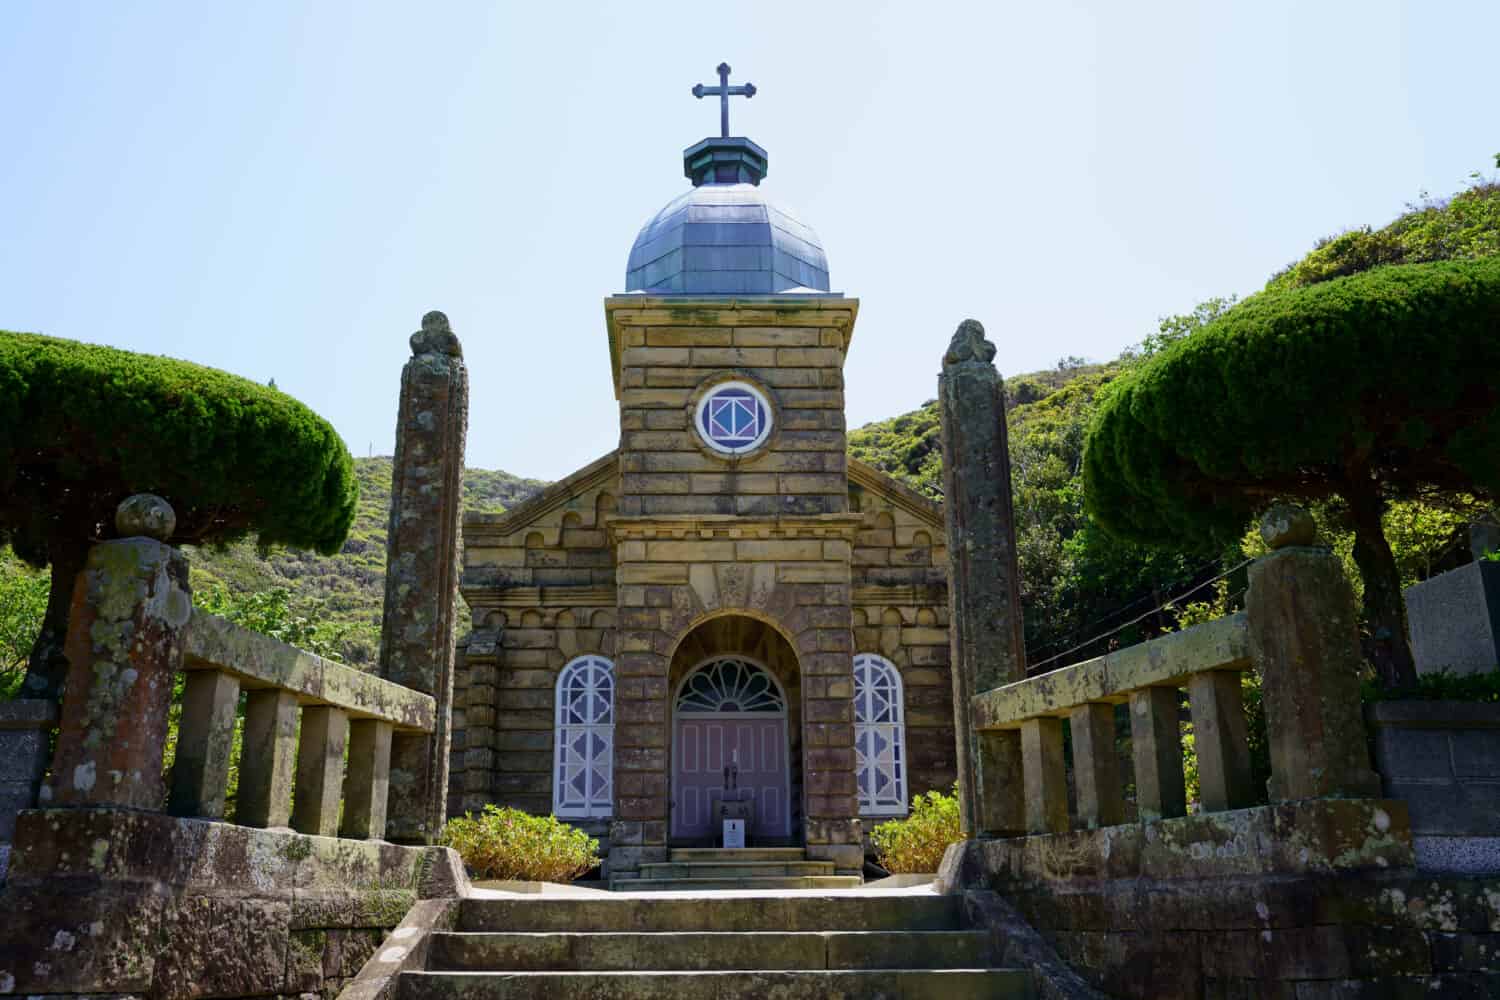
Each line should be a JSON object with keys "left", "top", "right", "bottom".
{"left": 448, "top": 66, "right": 957, "bottom": 881}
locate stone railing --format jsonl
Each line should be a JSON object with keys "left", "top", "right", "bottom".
{"left": 961, "top": 505, "right": 1384, "bottom": 837}
{"left": 36, "top": 494, "right": 436, "bottom": 844}
{"left": 974, "top": 613, "right": 1254, "bottom": 832}
{"left": 172, "top": 611, "right": 435, "bottom": 838}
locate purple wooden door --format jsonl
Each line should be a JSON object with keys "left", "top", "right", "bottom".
{"left": 672, "top": 715, "right": 790, "bottom": 841}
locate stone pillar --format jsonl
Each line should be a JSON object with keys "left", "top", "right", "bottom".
{"left": 1070, "top": 702, "right": 1124, "bottom": 828}
{"left": 1020, "top": 716, "right": 1068, "bottom": 834}
{"left": 379, "top": 311, "right": 469, "bottom": 843}
{"left": 1130, "top": 687, "right": 1187, "bottom": 822}
{"left": 43, "top": 495, "right": 191, "bottom": 810}
{"left": 938, "top": 319, "right": 1026, "bottom": 837}
{"left": 1187, "top": 669, "right": 1254, "bottom": 812}
{"left": 1247, "top": 505, "right": 1383, "bottom": 802}
{"left": 238, "top": 689, "right": 299, "bottom": 828}
{"left": 168, "top": 669, "right": 240, "bottom": 818}
{"left": 292, "top": 705, "right": 348, "bottom": 836}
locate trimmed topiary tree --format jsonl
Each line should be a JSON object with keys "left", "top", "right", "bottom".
{"left": 0, "top": 331, "right": 358, "bottom": 700}
{"left": 1083, "top": 258, "right": 1500, "bottom": 689}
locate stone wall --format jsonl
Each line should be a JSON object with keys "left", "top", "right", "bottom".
{"left": 941, "top": 800, "right": 1500, "bottom": 998}
{"left": 1368, "top": 700, "right": 1500, "bottom": 874}
{"left": 0, "top": 809, "right": 464, "bottom": 999}
{"left": 849, "top": 465, "right": 955, "bottom": 804}
{"left": 608, "top": 516, "right": 863, "bottom": 876}
{"left": 453, "top": 454, "right": 620, "bottom": 819}
{"left": 604, "top": 299, "right": 853, "bottom": 519}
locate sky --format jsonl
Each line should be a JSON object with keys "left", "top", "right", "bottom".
{"left": 3, "top": 1, "right": 1495, "bottom": 480}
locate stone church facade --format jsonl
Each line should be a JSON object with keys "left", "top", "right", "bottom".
{"left": 447, "top": 114, "right": 956, "bottom": 880}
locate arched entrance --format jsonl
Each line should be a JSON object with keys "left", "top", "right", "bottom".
{"left": 668, "top": 615, "right": 801, "bottom": 845}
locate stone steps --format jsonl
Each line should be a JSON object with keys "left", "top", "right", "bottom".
{"left": 627, "top": 874, "right": 863, "bottom": 891}
{"left": 428, "top": 929, "right": 994, "bottom": 971}
{"left": 401, "top": 892, "right": 1034, "bottom": 1000}
{"left": 639, "top": 859, "right": 838, "bottom": 878}
{"left": 668, "top": 847, "right": 806, "bottom": 861}
{"left": 458, "top": 893, "right": 965, "bottom": 932}
{"left": 400, "top": 968, "right": 1032, "bottom": 999}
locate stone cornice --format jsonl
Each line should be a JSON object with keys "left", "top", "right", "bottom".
{"left": 606, "top": 512, "right": 866, "bottom": 543}
{"left": 603, "top": 295, "right": 861, "bottom": 398}
{"left": 852, "top": 583, "right": 949, "bottom": 606}
{"left": 463, "top": 451, "right": 619, "bottom": 542}
{"left": 848, "top": 458, "right": 945, "bottom": 528}
{"left": 464, "top": 585, "right": 617, "bottom": 609}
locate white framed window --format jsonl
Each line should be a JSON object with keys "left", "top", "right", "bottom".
{"left": 553, "top": 654, "right": 614, "bottom": 819}
{"left": 854, "top": 652, "right": 908, "bottom": 817}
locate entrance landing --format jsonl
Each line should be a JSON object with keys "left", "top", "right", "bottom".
{"left": 619, "top": 847, "right": 862, "bottom": 892}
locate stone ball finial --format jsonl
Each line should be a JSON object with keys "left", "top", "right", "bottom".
{"left": 410, "top": 311, "right": 463, "bottom": 358}
{"left": 943, "top": 319, "right": 996, "bottom": 367}
{"left": 115, "top": 494, "right": 176, "bottom": 541}
{"left": 1260, "top": 503, "right": 1318, "bottom": 550}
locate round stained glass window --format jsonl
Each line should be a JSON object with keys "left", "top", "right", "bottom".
{"left": 694, "top": 381, "right": 773, "bottom": 456}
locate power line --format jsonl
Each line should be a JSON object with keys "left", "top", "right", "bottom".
{"left": 1024, "top": 555, "right": 1227, "bottom": 660}
{"left": 1025, "top": 557, "right": 1254, "bottom": 674}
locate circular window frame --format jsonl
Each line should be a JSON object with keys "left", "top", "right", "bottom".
{"left": 686, "top": 373, "right": 778, "bottom": 462}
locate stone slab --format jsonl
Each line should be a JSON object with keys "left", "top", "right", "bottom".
{"left": 184, "top": 610, "right": 435, "bottom": 731}
{"left": 1406, "top": 561, "right": 1500, "bottom": 676}
{"left": 399, "top": 968, "right": 1030, "bottom": 1000}
{"left": 974, "top": 613, "right": 1250, "bottom": 729}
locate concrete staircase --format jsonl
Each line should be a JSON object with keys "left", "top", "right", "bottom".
{"left": 625, "top": 846, "right": 862, "bottom": 891}
{"left": 400, "top": 891, "right": 1033, "bottom": 998}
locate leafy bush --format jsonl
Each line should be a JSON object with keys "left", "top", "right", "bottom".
{"left": 870, "top": 786, "right": 965, "bottom": 874}
{"left": 1361, "top": 667, "right": 1500, "bottom": 704}
{"left": 1268, "top": 180, "right": 1500, "bottom": 292}
{"left": 441, "top": 806, "right": 600, "bottom": 883}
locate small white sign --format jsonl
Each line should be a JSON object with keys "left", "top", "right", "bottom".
{"left": 723, "top": 818, "right": 746, "bottom": 849}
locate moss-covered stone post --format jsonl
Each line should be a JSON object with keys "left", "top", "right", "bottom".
{"left": 938, "top": 319, "right": 1026, "bottom": 837}
{"left": 1247, "top": 505, "right": 1383, "bottom": 802}
{"left": 379, "top": 311, "right": 469, "bottom": 843}
{"left": 42, "top": 495, "right": 191, "bottom": 810}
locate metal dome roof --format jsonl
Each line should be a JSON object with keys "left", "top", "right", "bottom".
{"left": 625, "top": 137, "right": 830, "bottom": 295}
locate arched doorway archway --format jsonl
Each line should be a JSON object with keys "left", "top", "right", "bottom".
{"left": 667, "top": 614, "right": 802, "bottom": 846}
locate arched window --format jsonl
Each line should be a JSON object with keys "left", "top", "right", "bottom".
{"left": 853, "top": 652, "right": 908, "bottom": 817}
{"left": 553, "top": 655, "right": 614, "bottom": 819}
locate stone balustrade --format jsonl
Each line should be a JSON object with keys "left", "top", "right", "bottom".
{"left": 172, "top": 610, "right": 436, "bottom": 839}
{"left": 37, "top": 494, "right": 436, "bottom": 845}
{"left": 973, "top": 613, "right": 1255, "bottom": 832}
{"left": 965, "top": 504, "right": 1383, "bottom": 838}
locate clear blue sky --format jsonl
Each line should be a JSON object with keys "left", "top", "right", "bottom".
{"left": 3, "top": 2, "right": 1494, "bottom": 480}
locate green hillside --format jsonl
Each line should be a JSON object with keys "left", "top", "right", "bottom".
{"left": 184, "top": 457, "right": 546, "bottom": 666}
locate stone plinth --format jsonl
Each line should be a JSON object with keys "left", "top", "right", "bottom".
{"left": 379, "top": 311, "right": 469, "bottom": 844}
{"left": 938, "top": 319, "right": 1026, "bottom": 838}
{"left": 43, "top": 535, "right": 192, "bottom": 810}
{"left": 1367, "top": 700, "right": 1500, "bottom": 873}
{"left": 0, "top": 808, "right": 464, "bottom": 998}
{"left": 936, "top": 801, "right": 1500, "bottom": 999}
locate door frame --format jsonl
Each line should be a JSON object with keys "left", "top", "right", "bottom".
{"left": 669, "top": 654, "right": 794, "bottom": 842}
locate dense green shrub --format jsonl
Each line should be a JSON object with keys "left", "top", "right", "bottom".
{"left": 870, "top": 786, "right": 965, "bottom": 874}
{"left": 0, "top": 330, "right": 358, "bottom": 699}
{"left": 1084, "top": 259, "right": 1500, "bottom": 687}
{"left": 441, "top": 806, "right": 601, "bottom": 883}
{"left": 1361, "top": 667, "right": 1500, "bottom": 704}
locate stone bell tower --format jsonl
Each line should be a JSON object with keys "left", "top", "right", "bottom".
{"left": 601, "top": 64, "right": 865, "bottom": 878}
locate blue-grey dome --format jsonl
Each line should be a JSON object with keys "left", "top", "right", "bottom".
{"left": 625, "top": 137, "right": 830, "bottom": 295}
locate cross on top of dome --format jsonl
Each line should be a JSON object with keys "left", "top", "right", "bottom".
{"left": 691, "top": 62, "right": 756, "bottom": 139}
